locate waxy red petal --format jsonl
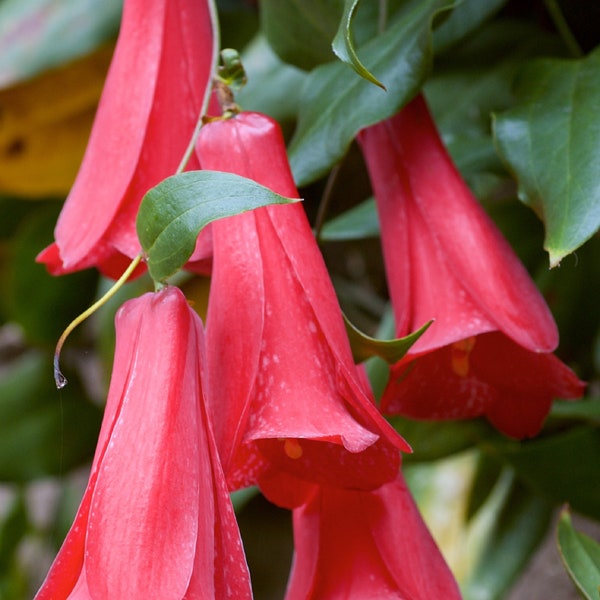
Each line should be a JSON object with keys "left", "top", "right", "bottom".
{"left": 85, "top": 290, "right": 202, "bottom": 599}
{"left": 358, "top": 94, "right": 558, "bottom": 355}
{"left": 36, "top": 288, "right": 252, "bottom": 599}
{"left": 285, "top": 474, "right": 462, "bottom": 599}
{"left": 38, "top": 0, "right": 211, "bottom": 278}
{"left": 199, "top": 113, "right": 406, "bottom": 505}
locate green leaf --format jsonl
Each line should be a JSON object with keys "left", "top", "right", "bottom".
{"left": 332, "top": 0, "right": 385, "bottom": 89}
{"left": 388, "top": 417, "right": 487, "bottom": 462}
{"left": 490, "top": 425, "right": 600, "bottom": 521}
{"left": 319, "top": 197, "right": 379, "bottom": 241}
{"left": 465, "top": 452, "right": 503, "bottom": 522}
{"left": 344, "top": 315, "right": 432, "bottom": 363}
{"left": 557, "top": 507, "right": 600, "bottom": 600}
{"left": 260, "top": 0, "right": 343, "bottom": 70}
{"left": 3, "top": 205, "right": 99, "bottom": 345}
{"left": 462, "top": 472, "right": 554, "bottom": 600}
{"left": 136, "top": 170, "right": 300, "bottom": 282}
{"left": 289, "top": 0, "right": 455, "bottom": 187}
{"left": 0, "top": 352, "right": 102, "bottom": 481}
{"left": 432, "top": 0, "right": 507, "bottom": 53}
{"left": 237, "top": 35, "right": 307, "bottom": 123}
{"left": 493, "top": 47, "right": 600, "bottom": 267}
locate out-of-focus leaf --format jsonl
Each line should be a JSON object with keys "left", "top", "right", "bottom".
{"left": 550, "top": 398, "right": 600, "bottom": 424}
{"left": 465, "top": 452, "right": 503, "bottom": 521}
{"left": 0, "top": 493, "right": 27, "bottom": 571}
{"left": 557, "top": 507, "right": 600, "bottom": 600}
{"left": 3, "top": 205, "right": 98, "bottom": 345}
{"left": 0, "top": 351, "right": 102, "bottom": 481}
{"left": 137, "top": 171, "right": 300, "bottom": 282}
{"left": 388, "top": 417, "right": 487, "bottom": 462}
{"left": 319, "top": 197, "right": 379, "bottom": 241}
{"left": 462, "top": 473, "right": 554, "bottom": 600}
{"left": 236, "top": 35, "right": 307, "bottom": 123}
{"left": 344, "top": 315, "right": 432, "bottom": 363}
{"left": 289, "top": 0, "right": 455, "bottom": 187}
{"left": 0, "top": 0, "right": 121, "bottom": 88}
{"left": 332, "top": 0, "right": 385, "bottom": 89}
{"left": 0, "top": 45, "right": 112, "bottom": 197}
{"left": 260, "top": 0, "right": 343, "bottom": 70}
{"left": 493, "top": 47, "right": 600, "bottom": 267}
{"left": 432, "top": 0, "right": 506, "bottom": 52}
{"left": 490, "top": 425, "right": 600, "bottom": 520}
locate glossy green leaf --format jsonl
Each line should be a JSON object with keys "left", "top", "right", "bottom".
{"left": 493, "top": 47, "right": 600, "bottom": 267}
{"left": 332, "top": 0, "right": 385, "bottom": 89}
{"left": 136, "top": 170, "right": 300, "bottom": 282}
{"left": 236, "top": 35, "right": 307, "bottom": 123}
{"left": 344, "top": 315, "right": 432, "bottom": 363}
{"left": 462, "top": 473, "right": 554, "bottom": 600}
{"left": 557, "top": 507, "right": 600, "bottom": 600}
{"left": 491, "top": 425, "right": 600, "bottom": 520}
{"left": 260, "top": 0, "right": 343, "bottom": 70}
{"left": 289, "top": 0, "right": 455, "bottom": 186}
{"left": 0, "top": 0, "right": 121, "bottom": 87}
{"left": 0, "top": 351, "right": 102, "bottom": 481}
{"left": 319, "top": 197, "right": 379, "bottom": 241}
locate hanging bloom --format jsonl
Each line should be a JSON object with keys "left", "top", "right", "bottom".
{"left": 197, "top": 112, "right": 408, "bottom": 508}
{"left": 37, "top": 0, "right": 213, "bottom": 279}
{"left": 35, "top": 288, "right": 252, "bottom": 600}
{"left": 358, "top": 94, "right": 584, "bottom": 439}
{"left": 285, "top": 473, "right": 462, "bottom": 599}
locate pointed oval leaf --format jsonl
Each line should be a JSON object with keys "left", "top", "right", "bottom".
{"left": 344, "top": 314, "right": 432, "bottom": 364}
{"left": 557, "top": 507, "right": 600, "bottom": 600}
{"left": 332, "top": 0, "right": 385, "bottom": 89}
{"left": 493, "top": 47, "right": 600, "bottom": 267}
{"left": 288, "top": 0, "right": 455, "bottom": 186}
{"left": 136, "top": 170, "right": 300, "bottom": 281}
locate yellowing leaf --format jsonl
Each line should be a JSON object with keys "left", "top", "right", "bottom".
{"left": 0, "top": 45, "right": 113, "bottom": 197}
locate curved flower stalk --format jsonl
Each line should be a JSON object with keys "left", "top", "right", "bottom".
{"left": 358, "top": 94, "right": 584, "bottom": 439}
{"left": 37, "top": 0, "right": 214, "bottom": 279}
{"left": 285, "top": 473, "right": 462, "bottom": 599}
{"left": 197, "top": 112, "right": 408, "bottom": 508}
{"left": 35, "top": 287, "right": 251, "bottom": 600}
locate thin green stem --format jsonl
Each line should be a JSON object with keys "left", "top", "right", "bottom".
{"left": 544, "top": 0, "right": 583, "bottom": 58}
{"left": 314, "top": 163, "right": 342, "bottom": 242}
{"left": 53, "top": 253, "right": 143, "bottom": 389}
{"left": 175, "top": 0, "right": 222, "bottom": 174}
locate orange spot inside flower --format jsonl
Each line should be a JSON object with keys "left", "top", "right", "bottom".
{"left": 283, "top": 438, "right": 303, "bottom": 459}
{"left": 450, "top": 336, "right": 477, "bottom": 377}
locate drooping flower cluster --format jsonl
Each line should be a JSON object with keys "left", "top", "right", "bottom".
{"left": 35, "top": 0, "right": 584, "bottom": 598}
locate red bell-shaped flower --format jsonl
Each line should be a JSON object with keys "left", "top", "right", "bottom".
{"left": 358, "top": 95, "right": 584, "bottom": 438}
{"left": 34, "top": 288, "right": 251, "bottom": 599}
{"left": 285, "top": 473, "right": 462, "bottom": 599}
{"left": 37, "top": 0, "right": 213, "bottom": 279}
{"left": 197, "top": 112, "right": 408, "bottom": 508}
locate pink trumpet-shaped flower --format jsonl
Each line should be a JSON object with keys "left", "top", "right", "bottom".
{"left": 285, "top": 473, "right": 462, "bottom": 599}
{"left": 37, "top": 0, "right": 213, "bottom": 279}
{"left": 197, "top": 112, "right": 408, "bottom": 508}
{"left": 35, "top": 287, "right": 251, "bottom": 600}
{"left": 358, "top": 95, "right": 584, "bottom": 439}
